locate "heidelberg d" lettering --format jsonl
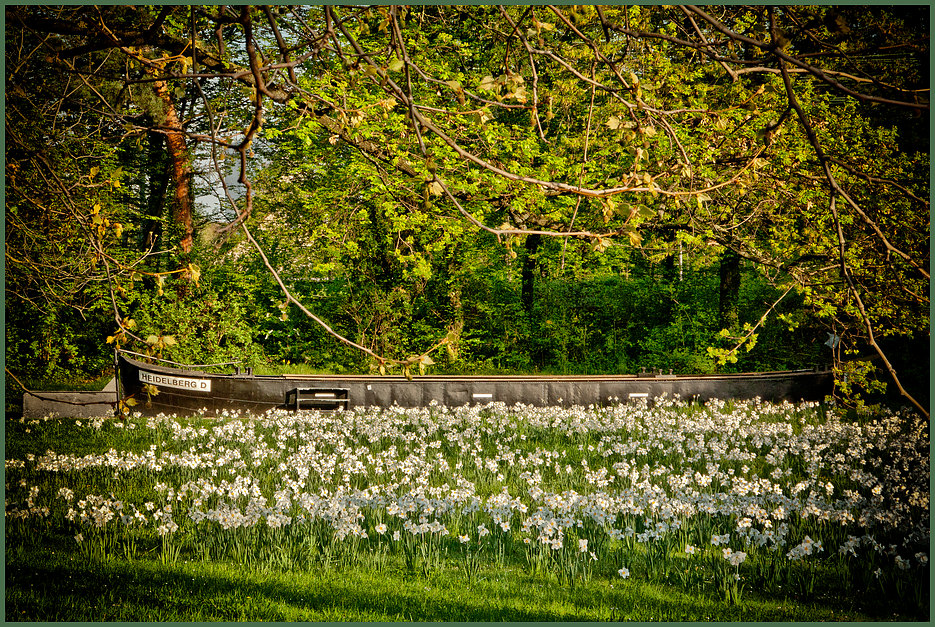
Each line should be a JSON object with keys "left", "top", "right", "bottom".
{"left": 139, "top": 370, "right": 212, "bottom": 393}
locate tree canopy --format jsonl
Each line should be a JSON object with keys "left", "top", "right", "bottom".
{"left": 5, "top": 5, "right": 929, "bottom": 414}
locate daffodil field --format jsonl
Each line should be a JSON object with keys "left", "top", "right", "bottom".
{"left": 6, "top": 398, "right": 930, "bottom": 620}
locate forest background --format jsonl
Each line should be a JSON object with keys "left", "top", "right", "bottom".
{"left": 4, "top": 5, "right": 930, "bottom": 414}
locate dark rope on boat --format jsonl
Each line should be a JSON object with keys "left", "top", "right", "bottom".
{"left": 116, "top": 349, "right": 242, "bottom": 369}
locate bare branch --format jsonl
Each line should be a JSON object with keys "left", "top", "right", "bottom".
{"left": 239, "top": 221, "right": 448, "bottom": 371}
{"left": 685, "top": 5, "right": 929, "bottom": 111}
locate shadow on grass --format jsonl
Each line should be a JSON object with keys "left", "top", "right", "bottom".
{"left": 6, "top": 558, "right": 565, "bottom": 621}
{"left": 4, "top": 553, "right": 738, "bottom": 622}
{"left": 7, "top": 550, "right": 917, "bottom": 622}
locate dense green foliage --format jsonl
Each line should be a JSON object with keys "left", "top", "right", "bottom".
{"left": 5, "top": 5, "right": 929, "bottom": 411}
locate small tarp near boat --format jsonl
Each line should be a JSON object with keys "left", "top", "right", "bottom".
{"left": 115, "top": 351, "right": 834, "bottom": 417}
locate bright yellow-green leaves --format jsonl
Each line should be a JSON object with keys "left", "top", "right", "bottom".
{"left": 8, "top": 4, "right": 925, "bottom": 395}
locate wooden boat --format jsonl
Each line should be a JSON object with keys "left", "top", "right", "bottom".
{"left": 116, "top": 351, "right": 834, "bottom": 417}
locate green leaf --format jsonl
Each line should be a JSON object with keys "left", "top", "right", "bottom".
{"left": 511, "top": 85, "right": 527, "bottom": 103}
{"left": 478, "top": 75, "right": 497, "bottom": 92}
{"left": 185, "top": 263, "right": 201, "bottom": 286}
{"left": 592, "top": 237, "right": 613, "bottom": 253}
{"left": 475, "top": 107, "right": 493, "bottom": 124}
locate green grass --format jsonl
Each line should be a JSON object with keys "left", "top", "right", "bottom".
{"left": 5, "top": 403, "right": 929, "bottom": 622}
{"left": 7, "top": 548, "right": 882, "bottom": 622}
{"left": 252, "top": 363, "right": 343, "bottom": 376}
{"left": 15, "top": 374, "right": 115, "bottom": 392}
{"left": 251, "top": 363, "right": 626, "bottom": 377}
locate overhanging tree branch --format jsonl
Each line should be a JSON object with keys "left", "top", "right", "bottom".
{"left": 686, "top": 5, "right": 929, "bottom": 111}
{"left": 775, "top": 20, "right": 928, "bottom": 417}
{"left": 239, "top": 221, "right": 449, "bottom": 374}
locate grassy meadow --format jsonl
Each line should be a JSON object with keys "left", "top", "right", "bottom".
{"left": 5, "top": 398, "right": 930, "bottom": 621}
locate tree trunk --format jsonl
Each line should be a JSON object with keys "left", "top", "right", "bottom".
{"left": 141, "top": 128, "right": 169, "bottom": 259}
{"left": 153, "top": 79, "right": 194, "bottom": 253}
{"left": 521, "top": 233, "right": 541, "bottom": 314}
{"left": 718, "top": 250, "right": 741, "bottom": 330}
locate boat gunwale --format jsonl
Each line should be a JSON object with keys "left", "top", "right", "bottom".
{"left": 117, "top": 352, "right": 828, "bottom": 383}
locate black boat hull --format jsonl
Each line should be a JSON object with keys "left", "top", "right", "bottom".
{"left": 116, "top": 352, "right": 834, "bottom": 417}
